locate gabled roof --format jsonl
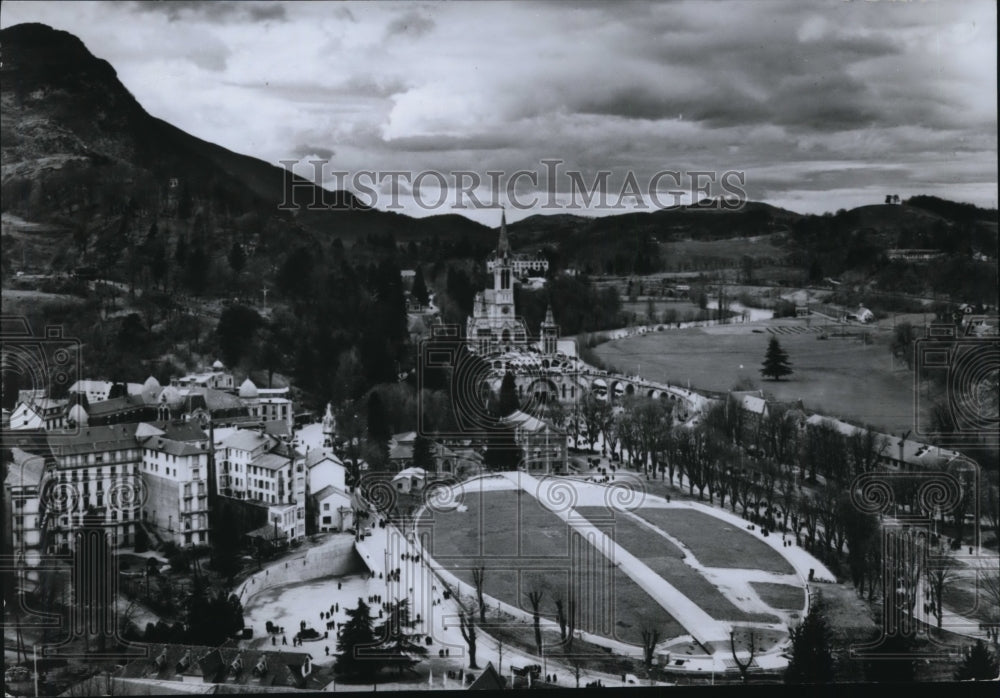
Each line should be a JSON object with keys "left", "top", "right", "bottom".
{"left": 222, "top": 430, "right": 272, "bottom": 452}
{"left": 468, "top": 661, "right": 506, "bottom": 690}
{"left": 252, "top": 452, "right": 289, "bottom": 472}
{"left": 311, "top": 485, "right": 351, "bottom": 503}
{"left": 47, "top": 423, "right": 141, "bottom": 457}
{"left": 305, "top": 449, "right": 342, "bottom": 469}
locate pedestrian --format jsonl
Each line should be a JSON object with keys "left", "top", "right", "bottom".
{"left": 272, "top": 636, "right": 276, "bottom": 646}
{"left": 282, "top": 635, "right": 287, "bottom": 645}
{"left": 325, "top": 646, "right": 330, "bottom": 656}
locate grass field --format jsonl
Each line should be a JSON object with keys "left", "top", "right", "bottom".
{"left": 420, "top": 490, "right": 686, "bottom": 645}
{"left": 575, "top": 507, "right": 778, "bottom": 623}
{"left": 593, "top": 319, "right": 920, "bottom": 434}
{"left": 633, "top": 508, "right": 795, "bottom": 575}
{"left": 750, "top": 582, "right": 805, "bottom": 611}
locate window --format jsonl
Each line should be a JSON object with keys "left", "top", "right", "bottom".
{"left": 323, "top": 503, "right": 330, "bottom": 511}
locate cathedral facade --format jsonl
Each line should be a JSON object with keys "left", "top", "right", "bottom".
{"left": 467, "top": 211, "right": 552, "bottom": 355}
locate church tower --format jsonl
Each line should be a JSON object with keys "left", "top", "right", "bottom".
{"left": 540, "top": 304, "right": 559, "bottom": 355}
{"left": 492, "top": 209, "right": 516, "bottom": 316}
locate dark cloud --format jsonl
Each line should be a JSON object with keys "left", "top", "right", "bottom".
{"left": 129, "top": 0, "right": 285, "bottom": 23}
{"left": 385, "top": 9, "right": 434, "bottom": 39}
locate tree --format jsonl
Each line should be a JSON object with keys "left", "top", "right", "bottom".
{"left": 729, "top": 628, "right": 758, "bottom": 683}
{"left": 215, "top": 305, "right": 263, "bottom": 368}
{"left": 335, "top": 598, "right": 379, "bottom": 680}
{"left": 785, "top": 593, "right": 835, "bottom": 684}
{"left": 366, "top": 392, "right": 391, "bottom": 454}
{"left": 411, "top": 435, "right": 434, "bottom": 471}
{"left": 526, "top": 589, "right": 543, "bottom": 656}
{"left": 926, "top": 547, "right": 958, "bottom": 631}
{"left": 890, "top": 322, "right": 916, "bottom": 369}
{"left": 955, "top": 640, "right": 999, "bottom": 681}
{"left": 472, "top": 566, "right": 487, "bottom": 624}
{"left": 495, "top": 371, "right": 519, "bottom": 418}
{"left": 640, "top": 627, "right": 660, "bottom": 669}
{"left": 760, "top": 336, "right": 792, "bottom": 381}
{"left": 411, "top": 266, "right": 429, "bottom": 306}
{"left": 374, "top": 599, "right": 428, "bottom": 675}
{"left": 458, "top": 612, "right": 479, "bottom": 669}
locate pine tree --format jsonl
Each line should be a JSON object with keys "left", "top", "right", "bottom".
{"left": 411, "top": 266, "right": 429, "bottom": 306}
{"left": 955, "top": 640, "right": 999, "bottom": 681}
{"left": 374, "top": 599, "right": 428, "bottom": 676}
{"left": 335, "top": 598, "right": 379, "bottom": 680}
{"left": 495, "top": 371, "right": 520, "bottom": 417}
{"left": 411, "top": 435, "right": 434, "bottom": 471}
{"left": 761, "top": 336, "right": 793, "bottom": 381}
{"left": 785, "top": 593, "right": 835, "bottom": 684}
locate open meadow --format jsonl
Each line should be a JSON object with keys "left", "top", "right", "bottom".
{"left": 593, "top": 317, "right": 922, "bottom": 434}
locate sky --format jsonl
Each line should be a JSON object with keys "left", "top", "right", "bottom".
{"left": 2, "top": 0, "right": 997, "bottom": 224}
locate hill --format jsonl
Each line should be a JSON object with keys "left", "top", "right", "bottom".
{"left": 0, "top": 22, "right": 491, "bottom": 282}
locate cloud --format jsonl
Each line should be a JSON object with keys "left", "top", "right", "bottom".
{"left": 0, "top": 0, "right": 994, "bottom": 216}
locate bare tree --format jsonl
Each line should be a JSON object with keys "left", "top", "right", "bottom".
{"left": 472, "top": 566, "right": 486, "bottom": 624}
{"left": 458, "top": 612, "right": 479, "bottom": 669}
{"left": 554, "top": 598, "right": 567, "bottom": 643}
{"left": 926, "top": 546, "right": 959, "bottom": 631}
{"left": 729, "top": 628, "right": 758, "bottom": 683}
{"left": 526, "top": 589, "right": 544, "bottom": 656}
{"left": 640, "top": 627, "right": 660, "bottom": 668}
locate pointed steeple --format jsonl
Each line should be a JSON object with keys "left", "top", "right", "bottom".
{"left": 496, "top": 207, "right": 510, "bottom": 259}
{"left": 543, "top": 303, "right": 555, "bottom": 326}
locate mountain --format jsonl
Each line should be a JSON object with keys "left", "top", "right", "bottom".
{"left": 0, "top": 23, "right": 492, "bottom": 279}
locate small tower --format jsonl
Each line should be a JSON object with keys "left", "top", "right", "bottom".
{"left": 540, "top": 304, "right": 559, "bottom": 355}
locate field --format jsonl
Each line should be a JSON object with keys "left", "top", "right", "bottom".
{"left": 575, "top": 508, "right": 778, "bottom": 623}
{"left": 750, "top": 582, "right": 805, "bottom": 611}
{"left": 593, "top": 318, "right": 920, "bottom": 434}
{"left": 421, "top": 489, "right": 686, "bottom": 645}
{"left": 633, "top": 509, "right": 794, "bottom": 575}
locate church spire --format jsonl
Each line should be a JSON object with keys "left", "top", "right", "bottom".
{"left": 497, "top": 207, "right": 510, "bottom": 259}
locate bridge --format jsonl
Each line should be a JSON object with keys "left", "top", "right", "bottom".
{"left": 482, "top": 349, "right": 712, "bottom": 422}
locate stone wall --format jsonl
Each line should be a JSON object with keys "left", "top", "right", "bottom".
{"left": 238, "top": 534, "right": 362, "bottom": 606}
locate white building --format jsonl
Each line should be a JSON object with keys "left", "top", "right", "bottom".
{"left": 139, "top": 425, "right": 212, "bottom": 547}
{"left": 238, "top": 379, "right": 293, "bottom": 433}
{"left": 10, "top": 398, "right": 68, "bottom": 431}
{"left": 311, "top": 485, "right": 354, "bottom": 533}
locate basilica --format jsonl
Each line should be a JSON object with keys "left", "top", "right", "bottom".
{"left": 466, "top": 211, "right": 557, "bottom": 355}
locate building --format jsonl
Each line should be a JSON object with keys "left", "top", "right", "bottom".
{"left": 391, "top": 466, "right": 427, "bottom": 494}
{"left": 118, "top": 643, "right": 329, "bottom": 691}
{"left": 306, "top": 449, "right": 346, "bottom": 493}
{"left": 467, "top": 210, "right": 548, "bottom": 354}
{"left": 238, "top": 379, "right": 294, "bottom": 434}
{"left": 216, "top": 428, "right": 306, "bottom": 541}
{"left": 499, "top": 409, "right": 567, "bottom": 473}
{"left": 68, "top": 379, "right": 144, "bottom": 404}
{"left": 4, "top": 448, "right": 47, "bottom": 582}
{"left": 171, "top": 361, "right": 236, "bottom": 391}
{"left": 138, "top": 422, "right": 213, "bottom": 547}
{"left": 10, "top": 398, "right": 68, "bottom": 431}
{"left": 44, "top": 424, "right": 145, "bottom": 553}
{"left": 311, "top": 485, "right": 354, "bottom": 533}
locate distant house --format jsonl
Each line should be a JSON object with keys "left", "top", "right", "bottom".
{"left": 117, "top": 643, "right": 328, "bottom": 691}
{"left": 311, "top": 485, "right": 354, "bottom": 533}
{"left": 306, "top": 450, "right": 346, "bottom": 493}
{"left": 498, "top": 410, "right": 567, "bottom": 473}
{"left": 391, "top": 467, "right": 427, "bottom": 494}
{"left": 10, "top": 398, "right": 67, "bottom": 431}
{"left": 468, "top": 662, "right": 507, "bottom": 690}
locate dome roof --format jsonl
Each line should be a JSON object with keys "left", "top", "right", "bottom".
{"left": 68, "top": 404, "right": 89, "bottom": 426}
{"left": 212, "top": 359, "right": 225, "bottom": 369}
{"left": 238, "top": 378, "right": 259, "bottom": 398}
{"left": 159, "top": 386, "right": 183, "bottom": 406}
{"left": 143, "top": 375, "right": 161, "bottom": 390}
